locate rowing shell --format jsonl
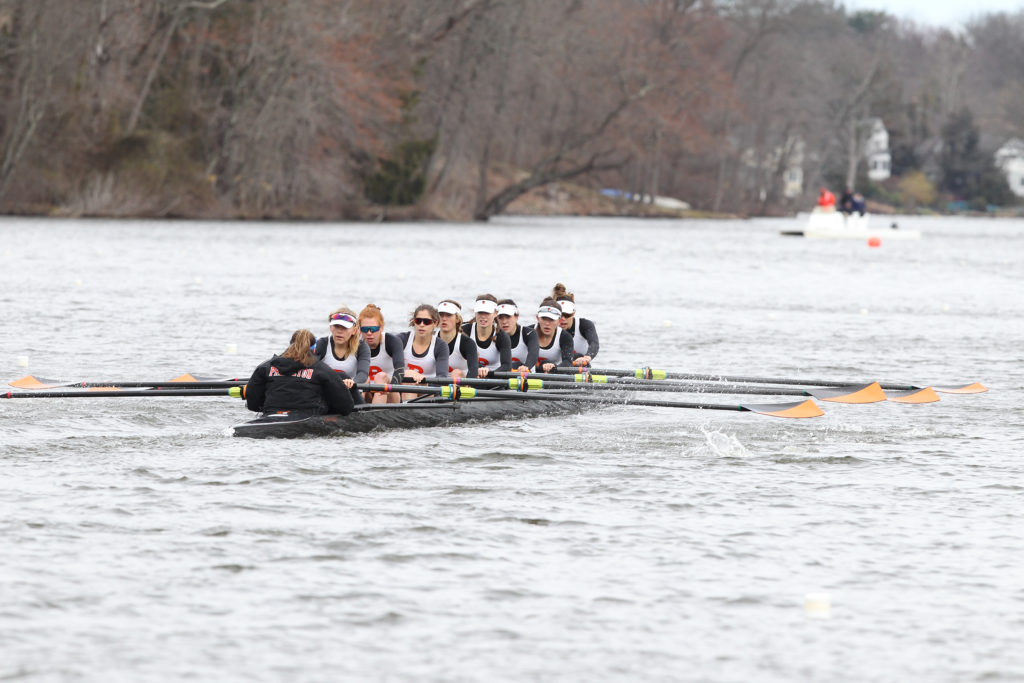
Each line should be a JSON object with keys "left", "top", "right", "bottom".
{"left": 231, "top": 396, "right": 593, "bottom": 439}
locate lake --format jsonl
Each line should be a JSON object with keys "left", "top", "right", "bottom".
{"left": 0, "top": 214, "right": 1021, "bottom": 682}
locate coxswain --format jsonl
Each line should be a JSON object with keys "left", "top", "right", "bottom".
{"left": 398, "top": 304, "right": 450, "bottom": 400}
{"left": 495, "top": 298, "right": 538, "bottom": 372}
{"left": 314, "top": 306, "right": 369, "bottom": 405}
{"left": 532, "top": 298, "right": 574, "bottom": 372}
{"left": 461, "top": 293, "right": 512, "bottom": 378}
{"left": 436, "top": 299, "right": 478, "bottom": 380}
{"left": 551, "top": 283, "right": 599, "bottom": 367}
{"left": 245, "top": 329, "right": 354, "bottom": 417}
{"left": 358, "top": 303, "right": 405, "bottom": 404}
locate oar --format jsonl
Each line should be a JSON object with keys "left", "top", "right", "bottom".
{"left": 358, "top": 383, "right": 824, "bottom": 418}
{"left": 1, "top": 387, "right": 243, "bottom": 399}
{"left": 8, "top": 374, "right": 244, "bottom": 390}
{"left": 548, "top": 366, "right": 984, "bottom": 396}
{"left": 487, "top": 372, "right": 895, "bottom": 404}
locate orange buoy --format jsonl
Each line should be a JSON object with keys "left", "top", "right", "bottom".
{"left": 867, "top": 236, "right": 881, "bottom": 248}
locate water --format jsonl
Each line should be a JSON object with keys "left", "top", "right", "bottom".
{"left": 0, "top": 215, "right": 1021, "bottom": 682}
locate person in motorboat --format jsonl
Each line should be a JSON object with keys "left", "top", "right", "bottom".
{"left": 358, "top": 303, "right": 405, "bottom": 404}
{"left": 245, "top": 329, "right": 354, "bottom": 418}
{"left": 839, "top": 187, "right": 854, "bottom": 214}
{"left": 314, "top": 306, "right": 369, "bottom": 405}
{"left": 531, "top": 298, "right": 575, "bottom": 372}
{"left": 461, "top": 293, "right": 512, "bottom": 378}
{"left": 816, "top": 186, "right": 836, "bottom": 211}
{"left": 495, "top": 298, "right": 538, "bottom": 372}
{"left": 551, "top": 283, "right": 599, "bottom": 367}
{"left": 399, "top": 304, "right": 450, "bottom": 400}
{"left": 436, "top": 299, "right": 478, "bottom": 380}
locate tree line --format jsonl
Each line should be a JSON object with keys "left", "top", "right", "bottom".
{"left": 1, "top": 0, "right": 1021, "bottom": 221}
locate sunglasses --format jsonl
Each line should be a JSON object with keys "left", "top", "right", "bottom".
{"left": 414, "top": 318, "right": 435, "bottom": 326}
{"left": 360, "top": 325, "right": 381, "bottom": 333}
{"left": 560, "top": 313, "right": 574, "bottom": 319}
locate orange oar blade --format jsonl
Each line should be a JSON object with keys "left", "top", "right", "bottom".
{"left": 934, "top": 382, "right": 988, "bottom": 394}
{"left": 9, "top": 375, "right": 70, "bottom": 390}
{"left": 807, "top": 382, "right": 886, "bottom": 404}
{"left": 885, "top": 387, "right": 940, "bottom": 404}
{"left": 171, "top": 373, "right": 202, "bottom": 382}
{"left": 741, "top": 399, "right": 824, "bottom": 418}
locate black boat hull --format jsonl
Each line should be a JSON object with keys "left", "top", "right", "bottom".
{"left": 231, "top": 396, "right": 592, "bottom": 438}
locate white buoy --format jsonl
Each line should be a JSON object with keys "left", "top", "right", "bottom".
{"left": 74, "top": 279, "right": 83, "bottom": 287}
{"left": 941, "top": 304, "right": 950, "bottom": 312}
{"left": 804, "top": 592, "right": 831, "bottom": 619}
{"left": 16, "top": 355, "right": 29, "bottom": 367}
{"left": 662, "top": 320, "right": 673, "bottom": 327}
{"left": 193, "top": 276, "right": 203, "bottom": 284}
{"left": 859, "top": 308, "right": 869, "bottom": 316}
{"left": 225, "top": 343, "right": 238, "bottom": 354}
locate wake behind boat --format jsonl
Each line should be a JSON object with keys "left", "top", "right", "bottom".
{"left": 781, "top": 208, "right": 920, "bottom": 240}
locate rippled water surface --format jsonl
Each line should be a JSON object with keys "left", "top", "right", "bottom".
{"left": 1, "top": 215, "right": 1022, "bottom": 682}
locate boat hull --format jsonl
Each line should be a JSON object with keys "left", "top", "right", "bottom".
{"left": 781, "top": 210, "right": 920, "bottom": 240}
{"left": 231, "top": 396, "right": 592, "bottom": 438}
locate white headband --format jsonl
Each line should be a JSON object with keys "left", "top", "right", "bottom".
{"left": 537, "top": 305, "right": 561, "bottom": 320}
{"left": 496, "top": 303, "right": 518, "bottom": 316}
{"left": 474, "top": 299, "right": 498, "bottom": 314}
{"left": 557, "top": 299, "right": 576, "bottom": 315}
{"left": 437, "top": 301, "right": 461, "bottom": 315}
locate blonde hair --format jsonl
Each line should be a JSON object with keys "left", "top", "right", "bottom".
{"left": 328, "top": 306, "right": 361, "bottom": 358}
{"left": 282, "top": 329, "right": 317, "bottom": 367}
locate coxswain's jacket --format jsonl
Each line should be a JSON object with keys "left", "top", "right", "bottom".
{"left": 245, "top": 355, "right": 354, "bottom": 416}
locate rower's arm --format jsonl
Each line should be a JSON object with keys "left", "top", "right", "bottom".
{"left": 579, "top": 318, "right": 599, "bottom": 358}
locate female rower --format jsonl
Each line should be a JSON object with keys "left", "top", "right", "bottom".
{"left": 533, "top": 298, "right": 575, "bottom": 372}
{"left": 552, "top": 282, "right": 599, "bottom": 366}
{"left": 460, "top": 293, "right": 511, "bottom": 378}
{"left": 436, "top": 299, "right": 478, "bottom": 380}
{"left": 246, "top": 329, "right": 354, "bottom": 417}
{"left": 495, "top": 298, "right": 538, "bottom": 372}
{"left": 358, "top": 303, "right": 405, "bottom": 404}
{"left": 314, "top": 306, "right": 369, "bottom": 405}
{"left": 398, "top": 304, "right": 450, "bottom": 400}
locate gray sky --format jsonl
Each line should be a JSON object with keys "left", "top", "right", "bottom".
{"left": 842, "top": 0, "right": 1020, "bottom": 28}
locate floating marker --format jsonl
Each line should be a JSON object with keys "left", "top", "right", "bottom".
{"left": 804, "top": 592, "right": 831, "bottom": 619}
{"left": 941, "top": 304, "right": 950, "bottom": 312}
{"left": 662, "top": 320, "right": 673, "bottom": 327}
{"left": 225, "top": 343, "right": 238, "bottom": 354}
{"left": 867, "top": 236, "right": 881, "bottom": 247}
{"left": 75, "top": 279, "right": 83, "bottom": 287}
{"left": 16, "top": 355, "right": 29, "bottom": 367}
{"left": 860, "top": 308, "right": 869, "bottom": 316}
{"left": 193, "top": 276, "right": 203, "bottom": 284}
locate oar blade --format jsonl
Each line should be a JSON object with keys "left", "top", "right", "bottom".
{"left": 740, "top": 399, "right": 824, "bottom": 418}
{"left": 933, "top": 382, "right": 988, "bottom": 394}
{"left": 806, "top": 382, "right": 886, "bottom": 404}
{"left": 885, "top": 387, "right": 940, "bottom": 404}
{"left": 8, "top": 375, "right": 77, "bottom": 390}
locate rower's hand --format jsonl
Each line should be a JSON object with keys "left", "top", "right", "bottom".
{"left": 477, "top": 367, "right": 490, "bottom": 378}
{"left": 573, "top": 356, "right": 592, "bottom": 367}
{"left": 342, "top": 378, "right": 355, "bottom": 389}
{"left": 541, "top": 362, "right": 556, "bottom": 372}
{"left": 406, "top": 370, "right": 424, "bottom": 384}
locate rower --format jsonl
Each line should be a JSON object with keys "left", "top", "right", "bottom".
{"left": 245, "top": 329, "right": 354, "bottom": 417}
{"left": 461, "top": 293, "right": 511, "bottom": 378}
{"left": 531, "top": 298, "right": 574, "bottom": 372}
{"left": 358, "top": 303, "right": 405, "bottom": 404}
{"left": 314, "top": 307, "right": 369, "bottom": 405}
{"left": 398, "top": 304, "right": 450, "bottom": 400}
{"left": 436, "top": 299, "right": 478, "bottom": 380}
{"left": 495, "top": 298, "right": 538, "bottom": 372}
{"left": 552, "top": 283, "right": 599, "bottom": 367}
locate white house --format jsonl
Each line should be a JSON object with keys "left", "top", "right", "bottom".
{"left": 863, "top": 117, "right": 891, "bottom": 182}
{"left": 994, "top": 138, "right": 1024, "bottom": 198}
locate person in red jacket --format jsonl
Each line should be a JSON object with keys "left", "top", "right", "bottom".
{"left": 817, "top": 186, "right": 836, "bottom": 209}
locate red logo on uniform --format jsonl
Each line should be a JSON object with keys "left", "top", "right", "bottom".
{"left": 478, "top": 359, "right": 489, "bottom": 367}
{"left": 408, "top": 363, "right": 424, "bottom": 374}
